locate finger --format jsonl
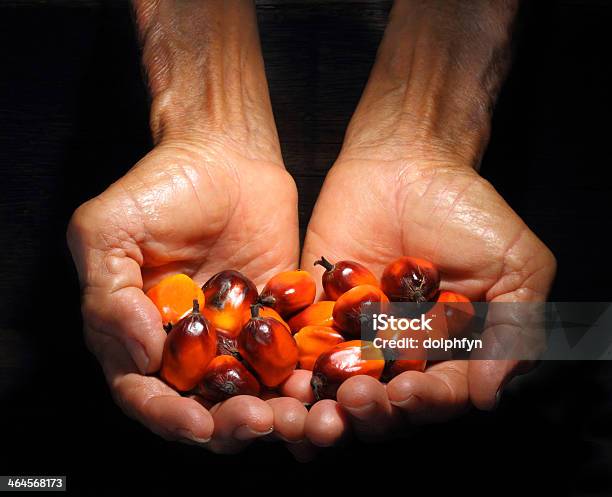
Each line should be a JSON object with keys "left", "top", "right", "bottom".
{"left": 472, "top": 228, "right": 556, "bottom": 409}
{"left": 387, "top": 360, "right": 469, "bottom": 424}
{"left": 470, "top": 296, "right": 547, "bottom": 410}
{"left": 279, "top": 369, "right": 315, "bottom": 405}
{"left": 468, "top": 360, "right": 528, "bottom": 411}
{"left": 84, "top": 285, "right": 166, "bottom": 374}
{"left": 103, "top": 338, "right": 214, "bottom": 443}
{"left": 336, "top": 375, "right": 400, "bottom": 441}
{"left": 266, "top": 397, "right": 308, "bottom": 443}
{"left": 207, "top": 395, "right": 274, "bottom": 454}
{"left": 68, "top": 204, "right": 165, "bottom": 374}
{"left": 304, "top": 399, "right": 350, "bottom": 447}
{"left": 469, "top": 355, "right": 536, "bottom": 410}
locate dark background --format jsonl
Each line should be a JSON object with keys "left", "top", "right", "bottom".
{"left": 1, "top": 0, "right": 611, "bottom": 495}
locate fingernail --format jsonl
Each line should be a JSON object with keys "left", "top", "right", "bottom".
{"left": 494, "top": 386, "right": 504, "bottom": 409}
{"left": 494, "top": 375, "right": 512, "bottom": 410}
{"left": 176, "top": 428, "right": 211, "bottom": 445}
{"left": 233, "top": 425, "right": 273, "bottom": 441}
{"left": 125, "top": 338, "right": 149, "bottom": 374}
{"left": 343, "top": 402, "right": 377, "bottom": 419}
{"left": 390, "top": 395, "right": 424, "bottom": 413}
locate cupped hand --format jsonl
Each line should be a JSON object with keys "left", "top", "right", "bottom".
{"left": 68, "top": 136, "right": 309, "bottom": 453}
{"left": 299, "top": 145, "right": 556, "bottom": 445}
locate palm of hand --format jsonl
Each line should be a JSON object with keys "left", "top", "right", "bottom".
{"left": 299, "top": 157, "right": 555, "bottom": 441}
{"left": 68, "top": 140, "right": 301, "bottom": 451}
{"left": 107, "top": 142, "right": 299, "bottom": 288}
{"left": 304, "top": 157, "right": 553, "bottom": 301}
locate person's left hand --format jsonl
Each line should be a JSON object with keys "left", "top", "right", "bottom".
{"left": 295, "top": 141, "right": 556, "bottom": 446}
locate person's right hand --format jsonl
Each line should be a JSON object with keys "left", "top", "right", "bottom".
{"left": 67, "top": 133, "right": 307, "bottom": 454}
{"left": 66, "top": 0, "right": 319, "bottom": 457}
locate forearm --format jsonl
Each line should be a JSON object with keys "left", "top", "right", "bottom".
{"left": 344, "top": 0, "right": 518, "bottom": 167}
{"left": 132, "top": 0, "right": 280, "bottom": 159}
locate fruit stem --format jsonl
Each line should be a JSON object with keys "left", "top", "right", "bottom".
{"left": 258, "top": 295, "right": 276, "bottom": 307}
{"left": 250, "top": 303, "right": 263, "bottom": 318}
{"left": 314, "top": 256, "right": 334, "bottom": 272}
{"left": 192, "top": 299, "right": 200, "bottom": 314}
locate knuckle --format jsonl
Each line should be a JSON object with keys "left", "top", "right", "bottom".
{"left": 543, "top": 246, "right": 558, "bottom": 277}
{"left": 67, "top": 198, "right": 109, "bottom": 254}
{"left": 68, "top": 197, "right": 99, "bottom": 231}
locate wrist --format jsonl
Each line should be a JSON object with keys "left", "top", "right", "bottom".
{"left": 133, "top": 0, "right": 282, "bottom": 163}
{"left": 342, "top": 0, "right": 518, "bottom": 168}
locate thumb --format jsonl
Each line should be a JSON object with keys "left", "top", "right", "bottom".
{"left": 469, "top": 299, "right": 546, "bottom": 410}
{"left": 68, "top": 201, "right": 165, "bottom": 374}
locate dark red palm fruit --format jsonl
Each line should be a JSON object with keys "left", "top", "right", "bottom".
{"left": 332, "top": 284, "right": 389, "bottom": 338}
{"left": 374, "top": 325, "right": 427, "bottom": 382}
{"left": 160, "top": 300, "right": 217, "bottom": 392}
{"left": 314, "top": 256, "right": 379, "bottom": 300}
{"left": 238, "top": 304, "right": 299, "bottom": 388}
{"left": 258, "top": 270, "right": 316, "bottom": 318}
{"left": 310, "top": 340, "right": 385, "bottom": 401}
{"left": 417, "top": 291, "right": 475, "bottom": 347}
{"left": 433, "top": 291, "right": 475, "bottom": 337}
{"left": 286, "top": 301, "right": 335, "bottom": 334}
{"left": 240, "top": 305, "right": 290, "bottom": 333}
{"left": 383, "top": 358, "right": 427, "bottom": 381}
{"left": 379, "top": 327, "right": 427, "bottom": 381}
{"left": 381, "top": 256, "right": 440, "bottom": 303}
{"left": 197, "top": 355, "right": 260, "bottom": 402}
{"left": 201, "top": 270, "right": 258, "bottom": 338}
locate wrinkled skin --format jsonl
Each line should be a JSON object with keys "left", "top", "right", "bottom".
{"left": 68, "top": 0, "right": 555, "bottom": 460}
{"left": 292, "top": 0, "right": 557, "bottom": 448}
{"left": 299, "top": 142, "right": 557, "bottom": 445}
{"left": 68, "top": 137, "right": 312, "bottom": 454}
{"left": 67, "top": 133, "right": 555, "bottom": 457}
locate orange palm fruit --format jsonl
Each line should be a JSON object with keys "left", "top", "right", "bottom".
{"left": 294, "top": 326, "right": 345, "bottom": 370}
{"left": 238, "top": 305, "right": 298, "bottom": 388}
{"left": 287, "top": 301, "right": 335, "bottom": 334}
{"left": 197, "top": 355, "right": 260, "bottom": 402}
{"left": 310, "top": 340, "right": 385, "bottom": 400}
{"left": 160, "top": 300, "right": 217, "bottom": 392}
{"left": 201, "top": 270, "right": 258, "bottom": 338}
{"left": 332, "top": 284, "right": 389, "bottom": 338}
{"left": 314, "top": 256, "right": 378, "bottom": 300}
{"left": 381, "top": 256, "right": 440, "bottom": 303}
{"left": 146, "top": 274, "right": 205, "bottom": 329}
{"left": 259, "top": 270, "right": 316, "bottom": 318}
